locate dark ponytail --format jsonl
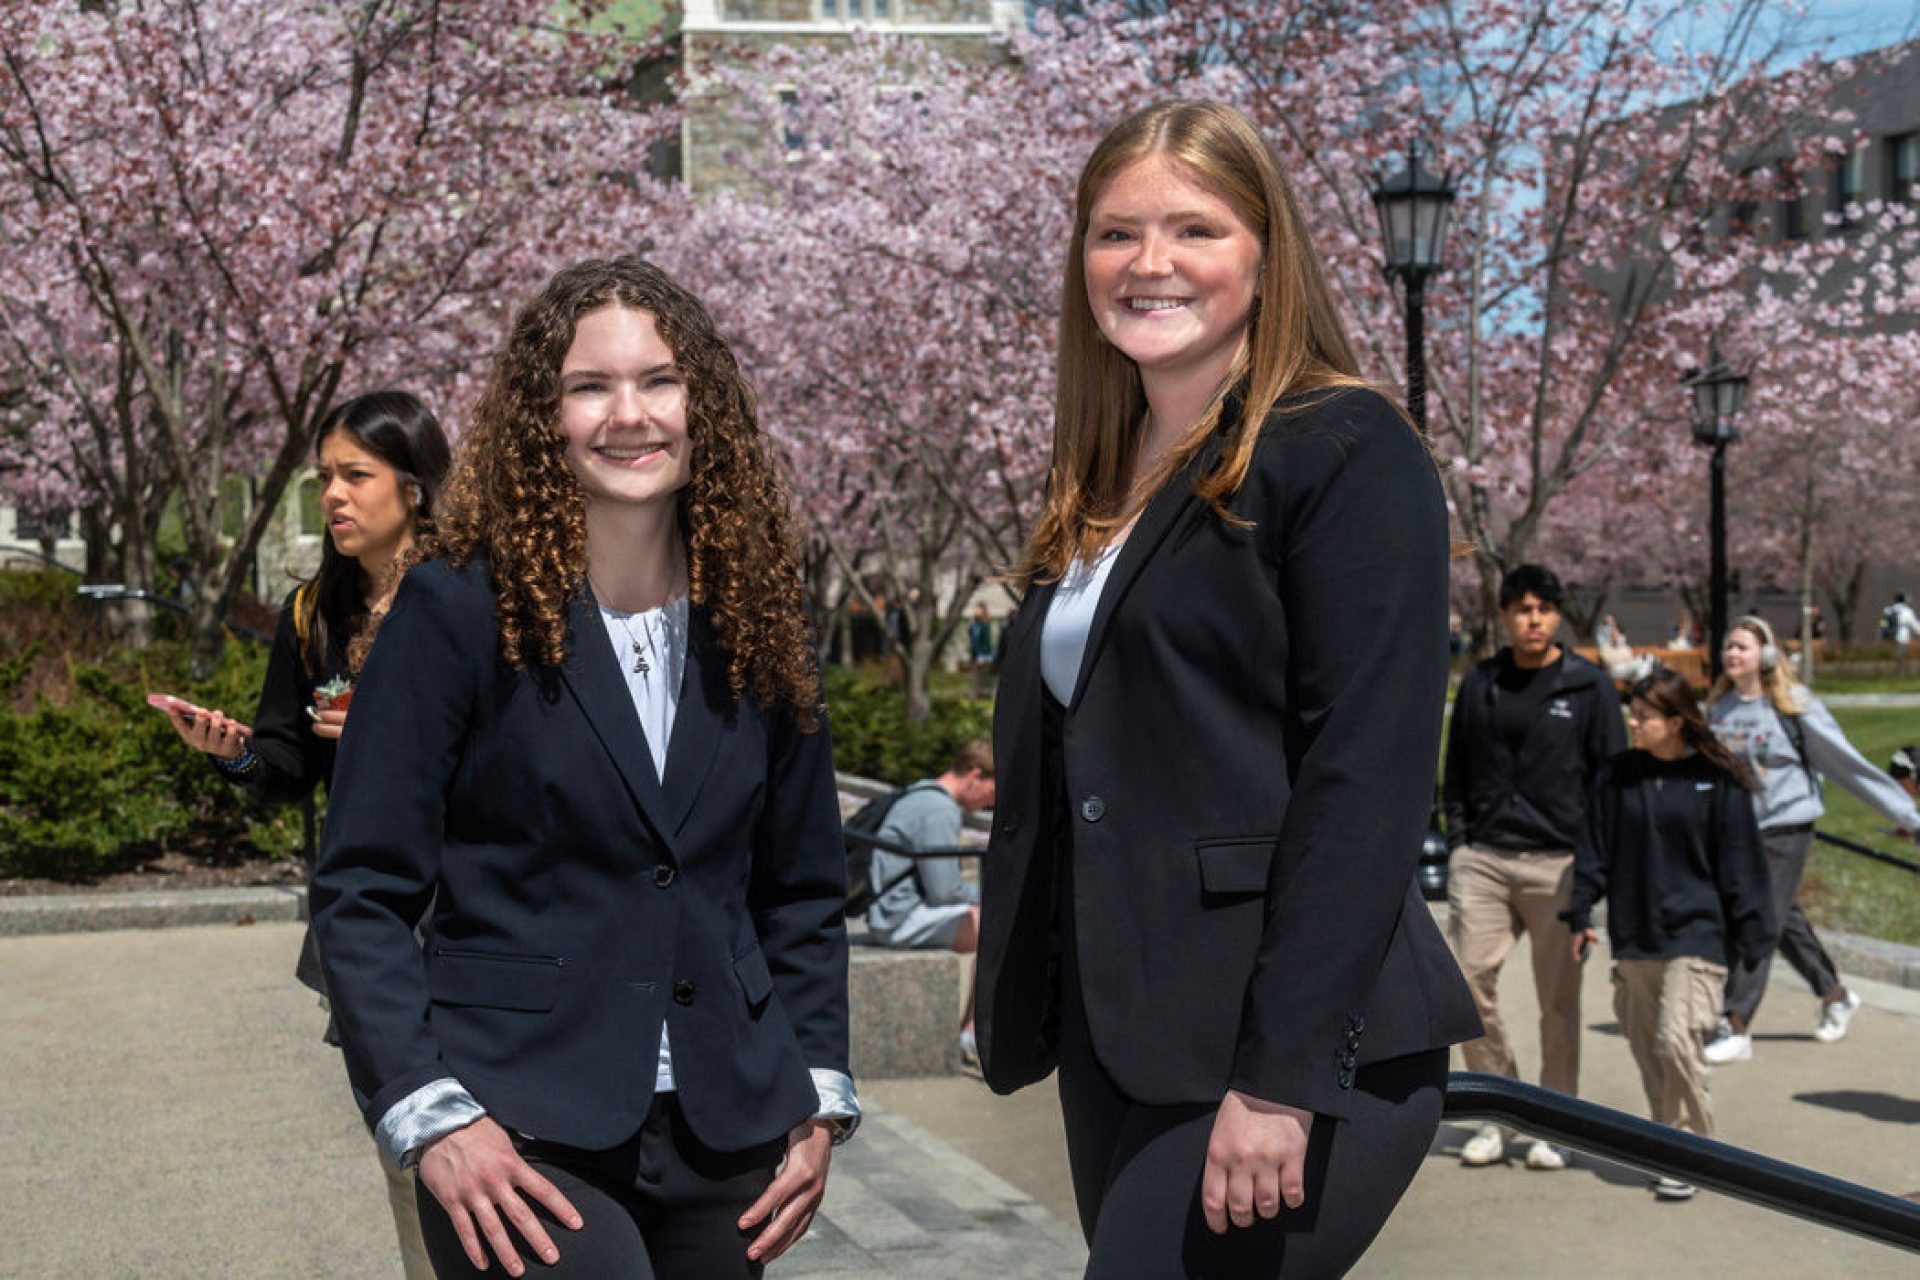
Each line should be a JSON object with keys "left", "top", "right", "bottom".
{"left": 1629, "top": 668, "right": 1756, "bottom": 792}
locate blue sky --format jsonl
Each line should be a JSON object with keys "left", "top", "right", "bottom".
{"left": 1722, "top": 0, "right": 1919, "bottom": 62}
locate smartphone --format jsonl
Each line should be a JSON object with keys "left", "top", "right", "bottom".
{"left": 147, "top": 693, "right": 252, "bottom": 738}
{"left": 146, "top": 692, "right": 207, "bottom": 724}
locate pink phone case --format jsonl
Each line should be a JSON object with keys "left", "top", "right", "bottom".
{"left": 146, "top": 692, "right": 203, "bottom": 718}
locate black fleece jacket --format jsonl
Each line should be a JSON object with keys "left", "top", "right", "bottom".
{"left": 1443, "top": 647, "right": 1625, "bottom": 852}
{"left": 1563, "top": 750, "right": 1777, "bottom": 967}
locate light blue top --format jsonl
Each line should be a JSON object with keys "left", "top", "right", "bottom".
{"left": 1041, "top": 540, "right": 1123, "bottom": 705}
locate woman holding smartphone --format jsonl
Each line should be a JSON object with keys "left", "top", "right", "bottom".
{"left": 159, "top": 388, "right": 451, "bottom": 1278}
{"left": 161, "top": 390, "right": 451, "bottom": 796}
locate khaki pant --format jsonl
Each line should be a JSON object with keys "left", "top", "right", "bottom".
{"left": 1446, "top": 845, "right": 1582, "bottom": 1096}
{"left": 1613, "top": 956, "right": 1727, "bottom": 1138}
{"left": 379, "top": 1148, "right": 435, "bottom": 1280}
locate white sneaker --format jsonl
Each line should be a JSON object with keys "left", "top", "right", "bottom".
{"left": 1703, "top": 1027, "right": 1752, "bottom": 1064}
{"left": 958, "top": 1028, "right": 979, "bottom": 1067}
{"left": 1525, "top": 1141, "right": 1569, "bottom": 1171}
{"left": 1653, "top": 1176, "right": 1697, "bottom": 1201}
{"left": 1460, "top": 1124, "right": 1505, "bottom": 1166}
{"left": 1814, "top": 989, "right": 1862, "bottom": 1043}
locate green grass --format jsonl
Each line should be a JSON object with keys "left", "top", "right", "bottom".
{"left": 1804, "top": 670, "right": 1920, "bottom": 695}
{"left": 1801, "top": 706, "right": 1920, "bottom": 948}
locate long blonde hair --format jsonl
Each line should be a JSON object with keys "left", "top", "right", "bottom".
{"left": 1015, "top": 100, "right": 1374, "bottom": 588}
{"left": 1707, "top": 616, "right": 1808, "bottom": 716}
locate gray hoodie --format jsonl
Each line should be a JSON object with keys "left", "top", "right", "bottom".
{"left": 1708, "top": 688, "right": 1920, "bottom": 832}
{"left": 865, "top": 781, "right": 980, "bottom": 936}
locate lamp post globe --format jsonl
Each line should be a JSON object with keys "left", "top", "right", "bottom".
{"left": 1371, "top": 140, "right": 1458, "bottom": 437}
{"left": 1684, "top": 350, "right": 1751, "bottom": 677}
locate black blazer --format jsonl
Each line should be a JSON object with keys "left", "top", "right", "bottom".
{"left": 309, "top": 557, "right": 850, "bottom": 1153}
{"left": 976, "top": 387, "right": 1480, "bottom": 1121}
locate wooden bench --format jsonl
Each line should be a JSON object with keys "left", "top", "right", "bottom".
{"left": 1573, "top": 645, "right": 1709, "bottom": 689}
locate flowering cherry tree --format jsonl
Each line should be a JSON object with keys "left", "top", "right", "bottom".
{"left": 657, "top": 22, "right": 1164, "bottom": 718}
{"left": 0, "top": 0, "right": 672, "bottom": 668}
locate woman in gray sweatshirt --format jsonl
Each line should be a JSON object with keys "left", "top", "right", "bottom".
{"left": 1702, "top": 615, "right": 1920, "bottom": 1065}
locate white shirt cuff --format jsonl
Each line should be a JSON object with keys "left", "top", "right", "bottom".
{"left": 811, "top": 1067, "right": 862, "bottom": 1144}
{"left": 375, "top": 1077, "right": 488, "bottom": 1169}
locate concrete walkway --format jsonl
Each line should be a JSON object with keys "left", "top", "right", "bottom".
{"left": 6, "top": 915, "right": 1920, "bottom": 1277}
{"left": 872, "top": 945, "right": 1920, "bottom": 1279}
{"left": 0, "top": 922, "right": 1082, "bottom": 1279}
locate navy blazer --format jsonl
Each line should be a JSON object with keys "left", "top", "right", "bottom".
{"left": 309, "top": 556, "right": 850, "bottom": 1153}
{"left": 976, "top": 387, "right": 1481, "bottom": 1121}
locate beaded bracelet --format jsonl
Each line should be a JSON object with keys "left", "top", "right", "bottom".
{"left": 214, "top": 746, "right": 262, "bottom": 782}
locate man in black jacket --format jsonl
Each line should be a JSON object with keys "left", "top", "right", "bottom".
{"left": 1443, "top": 564, "right": 1625, "bottom": 1170}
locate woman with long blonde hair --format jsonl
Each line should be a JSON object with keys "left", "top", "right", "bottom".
{"left": 1700, "top": 615, "right": 1920, "bottom": 1064}
{"left": 311, "top": 257, "right": 856, "bottom": 1278}
{"left": 975, "top": 101, "right": 1480, "bottom": 1276}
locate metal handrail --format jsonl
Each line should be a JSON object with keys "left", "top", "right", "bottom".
{"left": 1445, "top": 1072, "right": 1920, "bottom": 1253}
{"left": 1814, "top": 829, "right": 1920, "bottom": 876}
{"left": 75, "top": 583, "right": 272, "bottom": 643}
{"left": 1, "top": 545, "right": 83, "bottom": 575}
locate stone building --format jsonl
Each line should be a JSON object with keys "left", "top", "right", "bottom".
{"left": 679, "top": 0, "right": 1024, "bottom": 190}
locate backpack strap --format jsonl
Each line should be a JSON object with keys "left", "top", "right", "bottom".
{"left": 1773, "top": 705, "right": 1824, "bottom": 803}
{"left": 874, "top": 780, "right": 951, "bottom": 899}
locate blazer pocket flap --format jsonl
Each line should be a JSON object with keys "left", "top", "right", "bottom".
{"left": 1196, "top": 838, "right": 1276, "bottom": 895}
{"left": 428, "top": 952, "right": 561, "bottom": 1012}
{"left": 733, "top": 945, "right": 774, "bottom": 1009}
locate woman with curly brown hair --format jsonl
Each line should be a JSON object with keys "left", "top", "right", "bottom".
{"left": 311, "top": 256, "right": 855, "bottom": 1279}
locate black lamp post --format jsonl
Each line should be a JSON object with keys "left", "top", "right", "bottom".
{"left": 1371, "top": 140, "right": 1458, "bottom": 436}
{"left": 1685, "top": 350, "right": 1750, "bottom": 679}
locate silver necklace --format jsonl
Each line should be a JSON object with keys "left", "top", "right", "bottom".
{"left": 605, "top": 606, "right": 657, "bottom": 676}
{"left": 589, "top": 568, "right": 684, "bottom": 677}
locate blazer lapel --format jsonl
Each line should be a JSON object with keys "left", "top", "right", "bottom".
{"left": 661, "top": 607, "right": 729, "bottom": 836}
{"left": 1065, "top": 468, "right": 1201, "bottom": 710}
{"left": 559, "top": 592, "right": 675, "bottom": 846}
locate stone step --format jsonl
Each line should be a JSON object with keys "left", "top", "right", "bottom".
{"left": 785, "top": 1107, "right": 1086, "bottom": 1278}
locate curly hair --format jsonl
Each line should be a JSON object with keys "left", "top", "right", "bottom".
{"left": 408, "top": 256, "right": 821, "bottom": 727}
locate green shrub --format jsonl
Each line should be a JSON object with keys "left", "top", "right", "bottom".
{"left": 0, "top": 606, "right": 307, "bottom": 879}
{"left": 822, "top": 666, "right": 994, "bottom": 785}
{"left": 0, "top": 592, "right": 987, "bottom": 878}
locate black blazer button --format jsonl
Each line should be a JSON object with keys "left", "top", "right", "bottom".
{"left": 1338, "top": 1069, "right": 1355, "bottom": 1089}
{"left": 653, "top": 865, "right": 677, "bottom": 888}
{"left": 673, "top": 980, "right": 696, "bottom": 1005}
{"left": 1080, "top": 796, "right": 1106, "bottom": 823}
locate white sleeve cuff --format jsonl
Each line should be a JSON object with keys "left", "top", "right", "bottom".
{"left": 375, "top": 1077, "right": 488, "bottom": 1169}
{"left": 811, "top": 1067, "right": 862, "bottom": 1145}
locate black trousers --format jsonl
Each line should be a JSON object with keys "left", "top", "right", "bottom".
{"left": 1056, "top": 958, "right": 1445, "bottom": 1279}
{"left": 416, "top": 1094, "right": 785, "bottom": 1279}
{"left": 1046, "top": 761, "right": 1443, "bottom": 1276}
{"left": 1724, "top": 824, "right": 1841, "bottom": 1024}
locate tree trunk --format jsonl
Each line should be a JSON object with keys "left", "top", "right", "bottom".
{"left": 1821, "top": 559, "right": 1866, "bottom": 652}
{"left": 1561, "top": 582, "right": 1610, "bottom": 646}
{"left": 1472, "top": 553, "right": 1503, "bottom": 656}
{"left": 1797, "top": 519, "right": 1817, "bottom": 690}
{"left": 903, "top": 642, "right": 934, "bottom": 725}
